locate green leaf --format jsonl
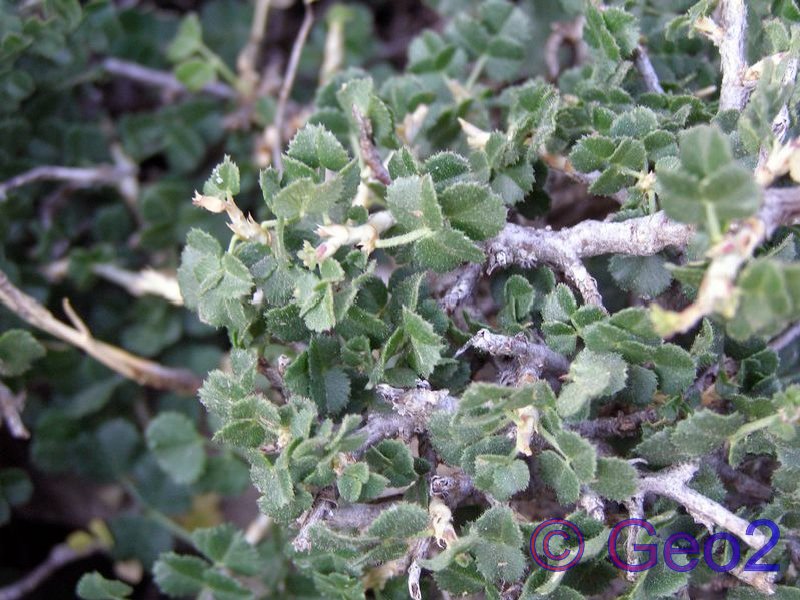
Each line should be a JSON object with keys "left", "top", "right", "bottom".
{"left": 366, "top": 440, "right": 417, "bottom": 487}
{"left": 558, "top": 349, "right": 627, "bottom": 418}
{"left": 608, "top": 254, "right": 672, "bottom": 299}
{"left": 337, "top": 461, "right": 370, "bottom": 502}
{"left": 610, "top": 108, "right": 659, "bottom": 139}
{"left": 146, "top": 412, "right": 206, "bottom": 485}
{"left": 474, "top": 454, "right": 530, "bottom": 500}
{"left": 271, "top": 178, "right": 339, "bottom": 219}
{"left": 656, "top": 125, "right": 761, "bottom": 230}
{"left": 542, "top": 284, "right": 577, "bottom": 323}
{"left": 191, "top": 524, "right": 260, "bottom": 575}
{"left": 538, "top": 450, "right": 580, "bottom": 504}
{"left": 287, "top": 124, "right": 349, "bottom": 171}
{"left": 439, "top": 183, "right": 507, "bottom": 240}
{"left": 153, "top": 553, "right": 208, "bottom": 597}
{"left": 203, "top": 156, "right": 240, "bottom": 198}
{"left": 555, "top": 430, "right": 597, "bottom": 482}
{"left": 167, "top": 14, "right": 203, "bottom": 62}
{"left": 76, "top": 573, "right": 133, "bottom": 600}
{"left": 402, "top": 308, "right": 444, "bottom": 378}
{"left": 386, "top": 174, "right": 443, "bottom": 231}
{"left": 470, "top": 505, "right": 526, "bottom": 582}
{"left": 592, "top": 457, "right": 638, "bottom": 501}
{"left": 670, "top": 410, "right": 745, "bottom": 457}
{"left": 175, "top": 59, "right": 216, "bottom": 92}
{"left": 0, "top": 329, "right": 45, "bottom": 376}
{"left": 498, "top": 274, "right": 535, "bottom": 329}
{"left": 570, "top": 136, "right": 616, "bottom": 173}
{"left": 366, "top": 502, "right": 428, "bottom": 538}
{"left": 424, "top": 152, "right": 471, "bottom": 189}
{"left": 727, "top": 259, "right": 796, "bottom": 340}
{"left": 414, "top": 229, "right": 484, "bottom": 272}
{"left": 652, "top": 344, "right": 696, "bottom": 395}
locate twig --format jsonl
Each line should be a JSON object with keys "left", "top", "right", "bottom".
{"left": 102, "top": 57, "right": 235, "bottom": 100}
{"left": 356, "top": 383, "right": 457, "bottom": 454}
{"left": 456, "top": 329, "right": 570, "bottom": 376}
{"left": 407, "top": 538, "right": 431, "bottom": 600}
{"left": 638, "top": 462, "right": 776, "bottom": 594}
{"left": 485, "top": 211, "right": 693, "bottom": 306}
{"left": 654, "top": 185, "right": 800, "bottom": 336}
{"left": 244, "top": 514, "right": 273, "bottom": 545}
{"left": 570, "top": 408, "right": 659, "bottom": 439}
{"left": 270, "top": 1, "right": 315, "bottom": 173}
{"left": 633, "top": 45, "right": 664, "bottom": 93}
{"left": 440, "top": 262, "right": 482, "bottom": 314}
{"left": 0, "top": 543, "right": 102, "bottom": 600}
{"left": 353, "top": 106, "right": 391, "bottom": 185}
{"left": 0, "top": 380, "right": 28, "bottom": 439}
{"left": 0, "top": 165, "right": 131, "bottom": 202}
{"left": 543, "top": 17, "right": 586, "bottom": 82}
{"left": 91, "top": 264, "right": 183, "bottom": 305}
{"left": 236, "top": 0, "right": 272, "bottom": 95}
{"left": 0, "top": 269, "right": 201, "bottom": 394}
{"left": 717, "top": 0, "right": 749, "bottom": 112}
{"left": 623, "top": 494, "right": 644, "bottom": 581}
{"left": 770, "top": 321, "right": 800, "bottom": 352}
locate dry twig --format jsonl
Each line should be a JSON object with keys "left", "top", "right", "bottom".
{"left": 456, "top": 329, "right": 570, "bottom": 377}
{"left": 270, "top": 1, "right": 315, "bottom": 172}
{"left": 639, "top": 462, "right": 776, "bottom": 594}
{"left": 0, "top": 543, "right": 102, "bottom": 600}
{"left": 0, "top": 270, "right": 201, "bottom": 395}
{"left": 714, "top": 0, "right": 749, "bottom": 112}
{"left": 633, "top": 45, "right": 664, "bottom": 93}
{"left": 103, "top": 57, "right": 235, "bottom": 100}
{"left": 0, "top": 380, "right": 28, "bottom": 439}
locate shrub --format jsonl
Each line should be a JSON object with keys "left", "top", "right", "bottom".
{"left": 1, "top": 0, "right": 800, "bottom": 598}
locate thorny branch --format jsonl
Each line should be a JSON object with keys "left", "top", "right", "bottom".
{"left": 0, "top": 269, "right": 201, "bottom": 394}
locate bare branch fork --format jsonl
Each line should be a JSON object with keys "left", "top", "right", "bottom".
{"left": 0, "top": 269, "right": 201, "bottom": 395}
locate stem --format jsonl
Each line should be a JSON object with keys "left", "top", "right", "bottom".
{"left": 199, "top": 45, "right": 240, "bottom": 89}
{"left": 374, "top": 228, "right": 432, "bottom": 248}
{"left": 123, "top": 480, "right": 194, "bottom": 546}
{"left": 466, "top": 54, "right": 487, "bottom": 90}
{"left": 271, "top": 1, "right": 315, "bottom": 173}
